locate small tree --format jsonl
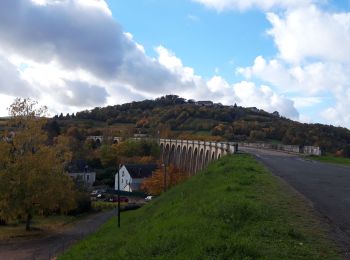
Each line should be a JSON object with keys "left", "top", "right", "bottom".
{"left": 0, "top": 98, "right": 76, "bottom": 230}
{"left": 141, "top": 164, "right": 188, "bottom": 195}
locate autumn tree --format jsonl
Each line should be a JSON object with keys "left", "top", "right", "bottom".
{"left": 99, "top": 144, "right": 118, "bottom": 168}
{"left": 0, "top": 98, "right": 76, "bottom": 231}
{"left": 141, "top": 164, "right": 188, "bottom": 195}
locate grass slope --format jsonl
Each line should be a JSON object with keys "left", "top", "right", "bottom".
{"left": 309, "top": 155, "right": 350, "bottom": 167}
{"left": 61, "top": 155, "right": 340, "bottom": 259}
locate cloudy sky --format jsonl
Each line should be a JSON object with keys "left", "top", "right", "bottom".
{"left": 0, "top": 0, "right": 350, "bottom": 128}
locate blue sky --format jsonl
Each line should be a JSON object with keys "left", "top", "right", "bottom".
{"left": 0, "top": 0, "right": 350, "bottom": 128}
{"left": 108, "top": 0, "right": 274, "bottom": 82}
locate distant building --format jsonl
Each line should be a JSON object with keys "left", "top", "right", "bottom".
{"left": 247, "top": 107, "right": 259, "bottom": 113}
{"left": 195, "top": 101, "right": 213, "bottom": 107}
{"left": 272, "top": 111, "right": 280, "bottom": 117}
{"left": 68, "top": 171, "right": 96, "bottom": 188}
{"left": 67, "top": 162, "right": 96, "bottom": 188}
{"left": 214, "top": 103, "right": 224, "bottom": 108}
{"left": 115, "top": 164, "right": 158, "bottom": 192}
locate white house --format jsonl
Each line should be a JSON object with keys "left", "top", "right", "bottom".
{"left": 115, "top": 164, "right": 157, "bottom": 192}
{"left": 68, "top": 172, "right": 96, "bottom": 187}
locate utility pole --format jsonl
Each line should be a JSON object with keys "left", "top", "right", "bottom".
{"left": 117, "top": 164, "right": 121, "bottom": 228}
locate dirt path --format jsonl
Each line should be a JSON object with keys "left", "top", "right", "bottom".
{"left": 0, "top": 210, "right": 116, "bottom": 260}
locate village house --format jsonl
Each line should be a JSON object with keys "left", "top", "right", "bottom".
{"left": 68, "top": 171, "right": 96, "bottom": 188}
{"left": 67, "top": 161, "right": 96, "bottom": 188}
{"left": 115, "top": 164, "right": 158, "bottom": 192}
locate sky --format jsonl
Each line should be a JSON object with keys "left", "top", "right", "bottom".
{"left": 0, "top": 0, "right": 350, "bottom": 129}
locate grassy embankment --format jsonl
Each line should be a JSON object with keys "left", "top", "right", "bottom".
{"left": 61, "top": 154, "right": 340, "bottom": 259}
{"left": 309, "top": 155, "right": 350, "bottom": 166}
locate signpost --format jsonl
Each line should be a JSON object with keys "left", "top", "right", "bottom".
{"left": 117, "top": 164, "right": 121, "bottom": 228}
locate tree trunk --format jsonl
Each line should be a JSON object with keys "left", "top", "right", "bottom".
{"left": 26, "top": 213, "right": 32, "bottom": 231}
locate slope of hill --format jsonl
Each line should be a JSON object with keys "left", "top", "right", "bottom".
{"left": 60, "top": 155, "right": 340, "bottom": 259}
{"left": 55, "top": 95, "right": 350, "bottom": 154}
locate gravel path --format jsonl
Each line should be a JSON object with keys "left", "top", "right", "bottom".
{"left": 0, "top": 210, "right": 116, "bottom": 260}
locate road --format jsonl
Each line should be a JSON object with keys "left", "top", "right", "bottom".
{"left": 0, "top": 210, "right": 115, "bottom": 260}
{"left": 241, "top": 147, "right": 350, "bottom": 253}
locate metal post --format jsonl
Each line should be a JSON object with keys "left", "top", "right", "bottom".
{"left": 118, "top": 164, "right": 121, "bottom": 228}
{"left": 163, "top": 163, "right": 167, "bottom": 192}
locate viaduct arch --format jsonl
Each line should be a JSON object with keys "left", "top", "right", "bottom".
{"left": 160, "top": 139, "right": 238, "bottom": 174}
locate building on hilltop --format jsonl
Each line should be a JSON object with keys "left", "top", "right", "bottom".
{"left": 115, "top": 164, "right": 158, "bottom": 192}
{"left": 195, "top": 101, "right": 213, "bottom": 107}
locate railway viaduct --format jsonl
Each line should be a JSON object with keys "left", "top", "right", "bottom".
{"left": 87, "top": 136, "right": 238, "bottom": 174}
{"left": 160, "top": 139, "right": 238, "bottom": 174}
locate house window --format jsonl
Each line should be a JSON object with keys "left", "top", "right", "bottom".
{"left": 86, "top": 174, "right": 90, "bottom": 181}
{"left": 122, "top": 178, "right": 124, "bottom": 184}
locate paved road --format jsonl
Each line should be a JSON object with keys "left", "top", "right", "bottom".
{"left": 0, "top": 210, "right": 115, "bottom": 260}
{"left": 241, "top": 147, "right": 350, "bottom": 253}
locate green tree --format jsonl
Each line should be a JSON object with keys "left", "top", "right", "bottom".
{"left": 0, "top": 98, "right": 76, "bottom": 231}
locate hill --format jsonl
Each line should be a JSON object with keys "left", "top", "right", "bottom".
{"left": 60, "top": 154, "right": 340, "bottom": 259}
{"left": 55, "top": 95, "right": 350, "bottom": 154}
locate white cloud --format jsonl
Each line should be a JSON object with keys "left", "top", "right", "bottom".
{"left": 267, "top": 5, "right": 350, "bottom": 64}
{"left": 321, "top": 86, "right": 350, "bottom": 127}
{"left": 0, "top": 0, "right": 299, "bottom": 121}
{"left": 237, "top": 56, "right": 350, "bottom": 95}
{"left": 236, "top": 4, "right": 350, "bottom": 128}
{"left": 191, "top": 0, "right": 350, "bottom": 128}
{"left": 193, "top": 0, "right": 313, "bottom": 12}
{"left": 233, "top": 81, "right": 299, "bottom": 118}
{"left": 292, "top": 97, "right": 322, "bottom": 108}
{"left": 0, "top": 56, "right": 35, "bottom": 97}
{"left": 155, "top": 50, "right": 299, "bottom": 118}
{"left": 0, "top": 94, "right": 16, "bottom": 116}
{"left": 0, "top": 0, "right": 195, "bottom": 113}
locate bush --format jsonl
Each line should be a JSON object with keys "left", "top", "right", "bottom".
{"left": 92, "top": 201, "right": 117, "bottom": 211}
{"left": 69, "top": 192, "right": 92, "bottom": 215}
{"left": 342, "top": 145, "right": 350, "bottom": 158}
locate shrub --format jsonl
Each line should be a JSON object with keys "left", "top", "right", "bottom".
{"left": 342, "top": 145, "right": 350, "bottom": 158}
{"left": 69, "top": 192, "right": 91, "bottom": 215}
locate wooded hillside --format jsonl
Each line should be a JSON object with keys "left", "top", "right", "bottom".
{"left": 54, "top": 95, "right": 350, "bottom": 155}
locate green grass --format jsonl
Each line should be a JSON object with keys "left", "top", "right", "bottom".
{"left": 61, "top": 154, "right": 340, "bottom": 259}
{"left": 308, "top": 155, "right": 350, "bottom": 166}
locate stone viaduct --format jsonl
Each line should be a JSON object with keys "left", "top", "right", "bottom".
{"left": 159, "top": 139, "right": 238, "bottom": 174}
{"left": 87, "top": 136, "right": 237, "bottom": 174}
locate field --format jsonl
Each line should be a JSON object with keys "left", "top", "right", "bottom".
{"left": 60, "top": 154, "right": 340, "bottom": 259}
{"left": 308, "top": 155, "right": 350, "bottom": 166}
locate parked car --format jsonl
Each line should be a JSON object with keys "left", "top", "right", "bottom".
{"left": 90, "top": 189, "right": 107, "bottom": 197}
{"left": 145, "top": 196, "right": 153, "bottom": 201}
